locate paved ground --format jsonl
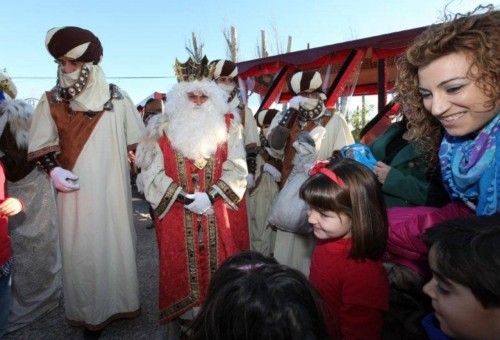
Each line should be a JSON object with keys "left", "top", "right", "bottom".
{"left": 4, "top": 193, "right": 161, "bottom": 340}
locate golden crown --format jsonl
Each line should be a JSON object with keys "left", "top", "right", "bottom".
{"left": 174, "top": 56, "right": 210, "bottom": 82}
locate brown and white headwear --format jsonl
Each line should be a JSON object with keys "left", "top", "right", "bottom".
{"left": 45, "top": 26, "right": 103, "bottom": 64}
{"left": 288, "top": 70, "right": 324, "bottom": 96}
{"left": 256, "top": 108, "right": 280, "bottom": 129}
{"left": 209, "top": 59, "right": 238, "bottom": 80}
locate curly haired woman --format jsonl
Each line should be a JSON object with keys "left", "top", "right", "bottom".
{"left": 397, "top": 4, "right": 499, "bottom": 216}
{"left": 382, "top": 6, "right": 498, "bottom": 337}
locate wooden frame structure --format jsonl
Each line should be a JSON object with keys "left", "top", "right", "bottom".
{"left": 236, "top": 26, "right": 427, "bottom": 118}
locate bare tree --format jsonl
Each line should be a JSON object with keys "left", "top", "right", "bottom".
{"left": 261, "top": 30, "right": 267, "bottom": 57}
{"left": 256, "top": 26, "right": 292, "bottom": 57}
{"left": 257, "top": 30, "right": 269, "bottom": 58}
{"left": 223, "top": 26, "right": 238, "bottom": 62}
{"left": 185, "top": 32, "right": 204, "bottom": 62}
{"left": 271, "top": 25, "right": 284, "bottom": 55}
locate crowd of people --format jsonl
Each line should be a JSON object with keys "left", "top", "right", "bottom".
{"left": 0, "top": 4, "right": 498, "bottom": 340}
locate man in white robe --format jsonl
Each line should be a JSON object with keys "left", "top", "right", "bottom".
{"left": 209, "top": 59, "right": 267, "bottom": 252}
{"left": 246, "top": 108, "right": 282, "bottom": 255}
{"left": 27, "top": 26, "right": 144, "bottom": 336}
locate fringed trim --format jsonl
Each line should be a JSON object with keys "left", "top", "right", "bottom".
{"left": 213, "top": 179, "right": 240, "bottom": 209}
{"left": 154, "top": 182, "right": 180, "bottom": 217}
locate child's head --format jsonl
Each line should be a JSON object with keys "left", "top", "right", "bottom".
{"left": 423, "top": 214, "right": 500, "bottom": 339}
{"left": 189, "top": 251, "right": 329, "bottom": 340}
{"left": 299, "top": 157, "right": 387, "bottom": 260}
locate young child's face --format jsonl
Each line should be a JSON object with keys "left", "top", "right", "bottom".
{"left": 307, "top": 208, "right": 351, "bottom": 240}
{"left": 423, "top": 245, "right": 499, "bottom": 339}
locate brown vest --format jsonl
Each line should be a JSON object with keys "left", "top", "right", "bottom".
{"left": 47, "top": 92, "right": 105, "bottom": 170}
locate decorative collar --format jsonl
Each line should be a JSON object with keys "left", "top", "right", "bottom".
{"left": 50, "top": 83, "right": 123, "bottom": 118}
{"left": 54, "top": 65, "right": 90, "bottom": 101}
{"left": 298, "top": 100, "right": 325, "bottom": 122}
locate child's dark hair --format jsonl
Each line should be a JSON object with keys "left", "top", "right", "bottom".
{"left": 299, "top": 157, "right": 388, "bottom": 260}
{"left": 189, "top": 251, "right": 329, "bottom": 340}
{"left": 424, "top": 214, "right": 500, "bottom": 308}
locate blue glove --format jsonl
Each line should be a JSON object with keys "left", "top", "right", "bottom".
{"left": 340, "top": 144, "right": 377, "bottom": 171}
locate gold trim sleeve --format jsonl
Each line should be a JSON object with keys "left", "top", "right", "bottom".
{"left": 155, "top": 182, "right": 181, "bottom": 218}
{"left": 213, "top": 179, "right": 241, "bottom": 210}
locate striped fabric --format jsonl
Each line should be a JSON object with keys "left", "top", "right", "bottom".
{"left": 46, "top": 26, "right": 103, "bottom": 64}
{"left": 209, "top": 59, "right": 238, "bottom": 79}
{"left": 288, "top": 71, "right": 322, "bottom": 95}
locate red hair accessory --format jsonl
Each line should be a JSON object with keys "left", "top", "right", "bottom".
{"left": 309, "top": 160, "right": 345, "bottom": 188}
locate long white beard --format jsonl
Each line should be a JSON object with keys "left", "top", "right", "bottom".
{"left": 165, "top": 80, "right": 229, "bottom": 161}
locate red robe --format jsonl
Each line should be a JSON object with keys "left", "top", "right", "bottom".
{"left": 155, "top": 117, "right": 249, "bottom": 322}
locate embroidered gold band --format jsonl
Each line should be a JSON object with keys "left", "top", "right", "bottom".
{"left": 215, "top": 179, "right": 240, "bottom": 205}
{"left": 155, "top": 183, "right": 180, "bottom": 216}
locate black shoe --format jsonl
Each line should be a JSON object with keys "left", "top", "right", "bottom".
{"left": 83, "top": 328, "right": 103, "bottom": 340}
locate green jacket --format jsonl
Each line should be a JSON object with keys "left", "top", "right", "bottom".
{"left": 369, "top": 122, "right": 449, "bottom": 208}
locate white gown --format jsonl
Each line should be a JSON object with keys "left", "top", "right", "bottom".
{"left": 28, "top": 91, "right": 144, "bottom": 328}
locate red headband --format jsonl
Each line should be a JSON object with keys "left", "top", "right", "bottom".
{"left": 309, "top": 160, "right": 345, "bottom": 188}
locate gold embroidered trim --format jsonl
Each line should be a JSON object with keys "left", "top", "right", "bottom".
{"left": 205, "top": 157, "right": 218, "bottom": 276}
{"left": 160, "top": 210, "right": 199, "bottom": 320}
{"left": 215, "top": 179, "right": 240, "bottom": 204}
{"left": 159, "top": 151, "right": 225, "bottom": 320}
{"left": 208, "top": 214, "right": 218, "bottom": 275}
{"left": 154, "top": 182, "right": 179, "bottom": 217}
{"left": 159, "top": 151, "right": 199, "bottom": 320}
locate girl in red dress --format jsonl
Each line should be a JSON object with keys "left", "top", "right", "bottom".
{"left": 300, "top": 157, "right": 389, "bottom": 339}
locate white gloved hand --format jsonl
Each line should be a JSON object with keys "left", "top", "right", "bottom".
{"left": 185, "top": 192, "right": 213, "bottom": 215}
{"left": 263, "top": 163, "right": 282, "bottom": 182}
{"left": 288, "top": 95, "right": 304, "bottom": 109}
{"left": 246, "top": 174, "right": 256, "bottom": 189}
{"left": 50, "top": 167, "right": 80, "bottom": 192}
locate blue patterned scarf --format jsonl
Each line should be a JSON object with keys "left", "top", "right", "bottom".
{"left": 439, "top": 114, "right": 499, "bottom": 215}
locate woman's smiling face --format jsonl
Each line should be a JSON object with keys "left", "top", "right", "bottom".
{"left": 418, "top": 52, "right": 498, "bottom": 137}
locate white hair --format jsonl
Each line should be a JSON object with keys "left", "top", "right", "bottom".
{"left": 164, "top": 80, "right": 231, "bottom": 161}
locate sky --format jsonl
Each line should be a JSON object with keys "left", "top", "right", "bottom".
{"left": 1, "top": 0, "right": 494, "bottom": 106}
